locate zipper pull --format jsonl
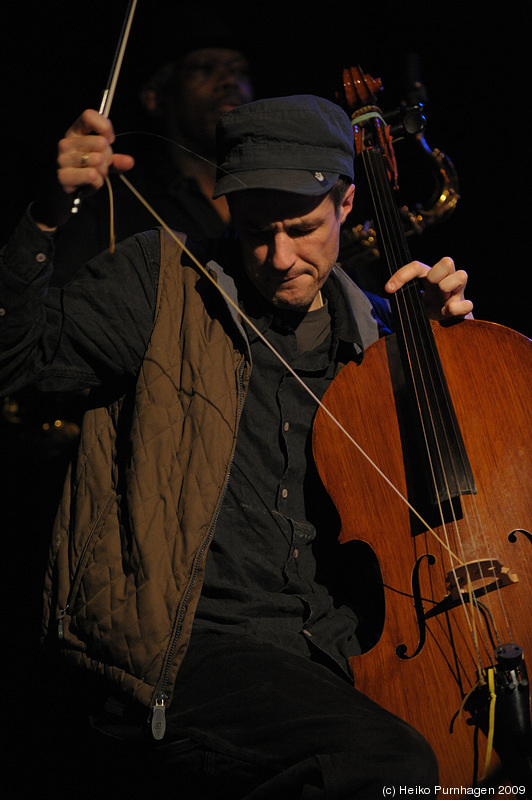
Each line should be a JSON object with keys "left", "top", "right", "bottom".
{"left": 56, "top": 605, "right": 69, "bottom": 640}
{"left": 151, "top": 694, "right": 167, "bottom": 740}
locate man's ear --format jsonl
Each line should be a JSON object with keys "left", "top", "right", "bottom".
{"left": 340, "top": 183, "right": 355, "bottom": 223}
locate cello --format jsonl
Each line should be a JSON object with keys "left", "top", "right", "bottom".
{"left": 313, "top": 66, "right": 532, "bottom": 791}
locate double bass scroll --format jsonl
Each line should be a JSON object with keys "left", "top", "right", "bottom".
{"left": 338, "top": 63, "right": 460, "bottom": 281}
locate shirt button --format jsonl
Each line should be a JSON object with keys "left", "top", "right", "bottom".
{"left": 283, "top": 421, "right": 290, "bottom": 432}
{"left": 293, "top": 548, "right": 299, "bottom": 558}
{"left": 281, "top": 488, "right": 288, "bottom": 499}
{"left": 35, "top": 252, "right": 47, "bottom": 263}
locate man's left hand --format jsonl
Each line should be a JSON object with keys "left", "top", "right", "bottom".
{"left": 385, "top": 257, "right": 474, "bottom": 320}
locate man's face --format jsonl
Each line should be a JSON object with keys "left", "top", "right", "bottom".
{"left": 230, "top": 186, "right": 355, "bottom": 312}
{"left": 164, "top": 48, "right": 253, "bottom": 153}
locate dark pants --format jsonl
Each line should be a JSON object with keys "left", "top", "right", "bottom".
{"left": 140, "top": 634, "right": 439, "bottom": 799}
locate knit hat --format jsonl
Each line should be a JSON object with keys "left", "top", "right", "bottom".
{"left": 213, "top": 95, "right": 354, "bottom": 198}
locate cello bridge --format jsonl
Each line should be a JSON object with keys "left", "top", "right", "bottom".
{"left": 424, "top": 560, "right": 517, "bottom": 620}
{"left": 446, "top": 559, "right": 517, "bottom": 603}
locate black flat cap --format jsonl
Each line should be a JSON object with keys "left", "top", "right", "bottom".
{"left": 213, "top": 95, "right": 355, "bottom": 198}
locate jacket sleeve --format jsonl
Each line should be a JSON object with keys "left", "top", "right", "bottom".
{"left": 0, "top": 207, "right": 160, "bottom": 394}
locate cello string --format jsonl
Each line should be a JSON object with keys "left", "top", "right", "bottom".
{"left": 405, "top": 317, "right": 515, "bottom": 657}
{"left": 362, "top": 144, "right": 494, "bottom": 665}
{"left": 402, "top": 285, "right": 515, "bottom": 652}
{"left": 381, "top": 178, "right": 505, "bottom": 666}
{"left": 397, "top": 277, "right": 515, "bottom": 654}
{"left": 363, "top": 152, "right": 481, "bottom": 649}
{"left": 362, "top": 144, "right": 512, "bottom": 664}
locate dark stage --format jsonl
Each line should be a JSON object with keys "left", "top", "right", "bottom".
{"left": 1, "top": 2, "right": 530, "bottom": 796}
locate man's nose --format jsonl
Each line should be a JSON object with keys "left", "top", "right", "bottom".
{"left": 216, "top": 64, "right": 233, "bottom": 83}
{"left": 269, "top": 233, "right": 296, "bottom": 271}
{"left": 216, "top": 64, "right": 241, "bottom": 88}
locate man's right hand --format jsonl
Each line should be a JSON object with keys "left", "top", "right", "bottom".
{"left": 35, "top": 109, "right": 135, "bottom": 231}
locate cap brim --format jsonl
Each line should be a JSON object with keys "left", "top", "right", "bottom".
{"left": 212, "top": 169, "right": 340, "bottom": 198}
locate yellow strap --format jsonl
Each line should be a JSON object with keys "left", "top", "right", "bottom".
{"left": 481, "top": 667, "right": 497, "bottom": 780}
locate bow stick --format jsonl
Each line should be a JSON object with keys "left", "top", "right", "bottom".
{"left": 71, "top": 0, "right": 137, "bottom": 216}
{"left": 99, "top": 0, "right": 138, "bottom": 118}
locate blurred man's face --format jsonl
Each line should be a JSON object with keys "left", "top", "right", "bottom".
{"left": 163, "top": 48, "right": 253, "bottom": 153}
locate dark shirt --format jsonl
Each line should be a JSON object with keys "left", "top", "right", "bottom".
{"left": 193, "top": 277, "right": 364, "bottom": 680}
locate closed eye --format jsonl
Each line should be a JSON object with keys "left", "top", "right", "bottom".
{"left": 287, "top": 225, "right": 319, "bottom": 238}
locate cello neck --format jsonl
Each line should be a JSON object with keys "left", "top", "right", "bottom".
{"left": 352, "top": 83, "right": 476, "bottom": 510}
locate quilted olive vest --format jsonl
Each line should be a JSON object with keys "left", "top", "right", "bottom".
{"left": 42, "top": 229, "right": 249, "bottom": 708}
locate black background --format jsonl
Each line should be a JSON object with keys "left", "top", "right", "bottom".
{"left": 2, "top": 0, "right": 531, "bottom": 336}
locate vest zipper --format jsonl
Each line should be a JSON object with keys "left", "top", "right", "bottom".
{"left": 57, "top": 604, "right": 69, "bottom": 639}
{"left": 150, "top": 359, "right": 248, "bottom": 739}
{"left": 55, "top": 491, "right": 117, "bottom": 640}
{"left": 151, "top": 693, "right": 167, "bottom": 740}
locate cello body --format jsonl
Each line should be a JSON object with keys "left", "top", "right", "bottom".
{"left": 313, "top": 317, "right": 532, "bottom": 789}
